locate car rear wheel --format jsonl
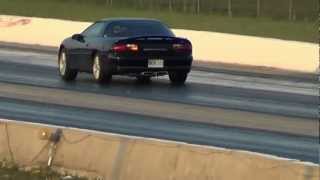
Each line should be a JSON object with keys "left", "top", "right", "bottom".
{"left": 58, "top": 49, "right": 78, "bottom": 81}
{"left": 92, "top": 54, "right": 112, "bottom": 83}
{"left": 169, "top": 72, "right": 188, "bottom": 85}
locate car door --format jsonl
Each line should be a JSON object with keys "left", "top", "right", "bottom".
{"left": 78, "top": 22, "right": 106, "bottom": 71}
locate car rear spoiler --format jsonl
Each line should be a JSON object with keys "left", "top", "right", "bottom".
{"left": 116, "top": 36, "right": 189, "bottom": 43}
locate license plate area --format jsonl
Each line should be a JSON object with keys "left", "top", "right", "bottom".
{"left": 148, "top": 59, "right": 164, "bottom": 68}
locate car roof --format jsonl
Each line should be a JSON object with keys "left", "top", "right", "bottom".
{"left": 98, "top": 17, "right": 162, "bottom": 23}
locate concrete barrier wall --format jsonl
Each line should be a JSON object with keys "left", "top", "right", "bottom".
{"left": 0, "top": 119, "right": 319, "bottom": 180}
{"left": 0, "top": 15, "right": 317, "bottom": 72}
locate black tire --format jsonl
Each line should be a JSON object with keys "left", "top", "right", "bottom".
{"left": 136, "top": 76, "right": 151, "bottom": 84}
{"left": 169, "top": 72, "right": 188, "bottom": 85}
{"left": 58, "top": 49, "right": 78, "bottom": 81}
{"left": 92, "top": 53, "right": 112, "bottom": 84}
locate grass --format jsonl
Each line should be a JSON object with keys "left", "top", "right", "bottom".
{"left": 0, "top": 0, "right": 317, "bottom": 42}
{"left": 0, "top": 166, "right": 87, "bottom": 180}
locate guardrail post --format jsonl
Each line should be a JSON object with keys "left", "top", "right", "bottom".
{"left": 106, "top": 0, "right": 112, "bottom": 6}
{"left": 256, "top": 0, "right": 260, "bottom": 17}
{"left": 197, "top": 0, "right": 200, "bottom": 14}
{"left": 228, "top": 0, "right": 233, "bottom": 17}
{"left": 288, "top": 0, "right": 293, "bottom": 20}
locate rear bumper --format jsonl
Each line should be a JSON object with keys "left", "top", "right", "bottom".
{"left": 116, "top": 66, "right": 192, "bottom": 74}
{"left": 103, "top": 54, "right": 193, "bottom": 75}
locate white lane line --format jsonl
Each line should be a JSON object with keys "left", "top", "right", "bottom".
{"left": 0, "top": 49, "right": 57, "bottom": 67}
{"left": 187, "top": 71, "right": 317, "bottom": 96}
{"left": 158, "top": 72, "right": 317, "bottom": 96}
{"left": 188, "top": 94, "right": 316, "bottom": 116}
{"left": 191, "top": 70, "right": 315, "bottom": 89}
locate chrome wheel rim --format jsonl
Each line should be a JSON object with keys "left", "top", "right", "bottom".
{"left": 93, "top": 56, "right": 101, "bottom": 80}
{"left": 59, "top": 52, "right": 67, "bottom": 76}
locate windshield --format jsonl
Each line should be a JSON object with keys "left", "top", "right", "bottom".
{"left": 105, "top": 20, "right": 175, "bottom": 37}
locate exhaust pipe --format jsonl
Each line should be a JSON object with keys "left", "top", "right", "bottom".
{"left": 141, "top": 71, "right": 167, "bottom": 76}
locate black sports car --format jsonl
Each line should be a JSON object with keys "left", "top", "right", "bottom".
{"left": 58, "top": 18, "right": 193, "bottom": 84}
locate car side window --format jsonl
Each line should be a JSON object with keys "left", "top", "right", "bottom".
{"left": 82, "top": 22, "right": 105, "bottom": 37}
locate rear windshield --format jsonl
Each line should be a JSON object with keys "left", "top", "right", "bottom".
{"left": 105, "top": 20, "right": 174, "bottom": 37}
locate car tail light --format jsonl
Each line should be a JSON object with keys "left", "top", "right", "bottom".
{"left": 112, "top": 43, "right": 139, "bottom": 53}
{"left": 173, "top": 41, "right": 192, "bottom": 53}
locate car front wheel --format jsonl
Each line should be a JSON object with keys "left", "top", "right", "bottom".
{"left": 58, "top": 49, "right": 78, "bottom": 81}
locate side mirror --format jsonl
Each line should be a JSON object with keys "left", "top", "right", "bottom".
{"left": 71, "top": 34, "right": 84, "bottom": 42}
